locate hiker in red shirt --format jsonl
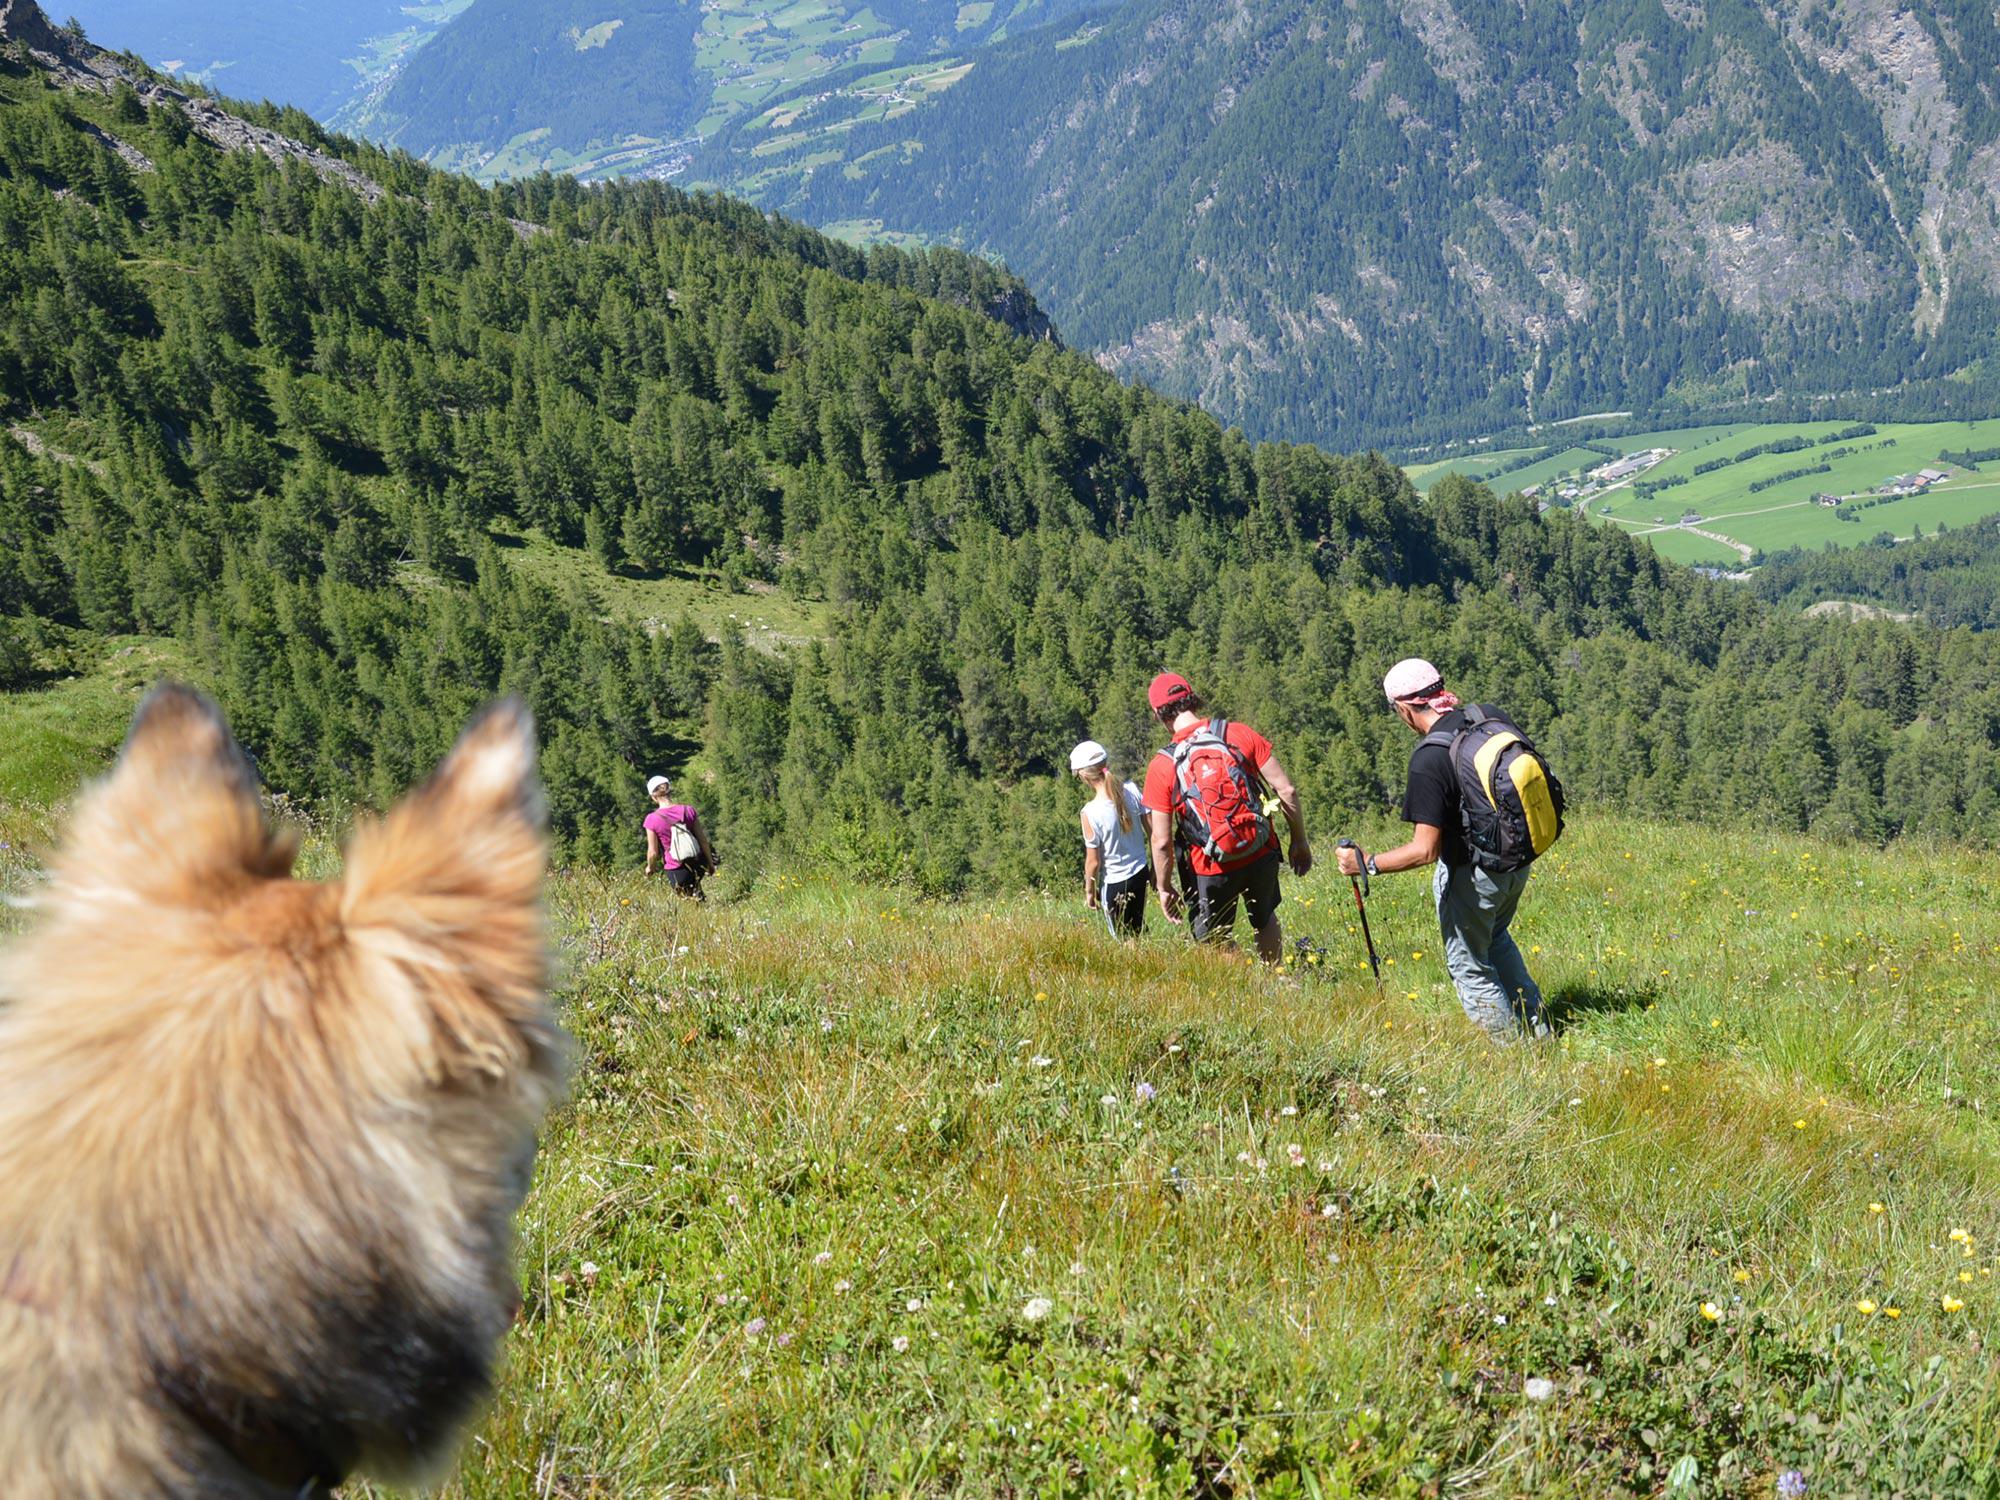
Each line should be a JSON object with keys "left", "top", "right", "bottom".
{"left": 1141, "top": 673, "right": 1312, "bottom": 962}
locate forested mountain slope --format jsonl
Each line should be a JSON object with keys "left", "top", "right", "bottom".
{"left": 715, "top": 0, "right": 2000, "bottom": 448}
{"left": 3, "top": 0, "right": 1999, "bottom": 885}
{"left": 350, "top": 0, "right": 1106, "bottom": 182}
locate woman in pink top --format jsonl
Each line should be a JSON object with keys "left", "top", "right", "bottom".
{"left": 642, "top": 774, "right": 716, "bottom": 898}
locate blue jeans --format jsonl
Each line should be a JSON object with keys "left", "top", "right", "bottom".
{"left": 1434, "top": 861, "right": 1548, "bottom": 1042}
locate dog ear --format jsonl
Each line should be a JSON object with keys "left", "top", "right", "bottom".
{"left": 338, "top": 700, "right": 549, "bottom": 1081}
{"left": 52, "top": 683, "right": 295, "bottom": 898}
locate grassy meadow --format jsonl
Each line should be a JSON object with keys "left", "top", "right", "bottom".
{"left": 5, "top": 673, "right": 2000, "bottom": 1496}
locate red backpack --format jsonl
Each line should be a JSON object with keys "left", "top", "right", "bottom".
{"left": 1165, "top": 719, "right": 1273, "bottom": 867}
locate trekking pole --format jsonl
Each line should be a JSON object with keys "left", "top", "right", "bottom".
{"left": 1337, "top": 838, "right": 1385, "bottom": 995}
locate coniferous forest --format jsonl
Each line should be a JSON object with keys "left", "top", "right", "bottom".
{"left": 3, "top": 40, "right": 2000, "bottom": 885}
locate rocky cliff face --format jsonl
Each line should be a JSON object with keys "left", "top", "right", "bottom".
{"left": 1, "top": 0, "right": 385, "bottom": 202}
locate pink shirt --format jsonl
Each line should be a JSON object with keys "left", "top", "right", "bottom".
{"left": 644, "top": 805, "right": 697, "bottom": 869}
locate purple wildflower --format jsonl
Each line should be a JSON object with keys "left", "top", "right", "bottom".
{"left": 743, "top": 1317, "right": 767, "bottom": 1338}
{"left": 1135, "top": 1081, "right": 1157, "bottom": 1103}
{"left": 1776, "top": 1472, "right": 1807, "bottom": 1499}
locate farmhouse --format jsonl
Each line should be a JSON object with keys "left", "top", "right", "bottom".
{"left": 1813, "top": 492, "right": 1843, "bottom": 507}
{"left": 1589, "top": 448, "right": 1672, "bottom": 484}
{"left": 1877, "top": 468, "right": 1950, "bottom": 497}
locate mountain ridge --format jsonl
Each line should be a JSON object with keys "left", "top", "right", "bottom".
{"left": 708, "top": 0, "right": 2000, "bottom": 448}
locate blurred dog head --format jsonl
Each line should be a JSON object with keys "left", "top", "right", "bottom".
{"left": 0, "top": 685, "right": 565, "bottom": 1497}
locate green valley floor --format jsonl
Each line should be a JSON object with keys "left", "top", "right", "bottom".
{"left": 3, "top": 692, "right": 1997, "bottom": 1495}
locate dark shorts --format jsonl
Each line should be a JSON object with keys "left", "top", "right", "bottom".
{"left": 663, "top": 863, "right": 705, "bottom": 899}
{"left": 1192, "top": 849, "right": 1281, "bottom": 942}
{"left": 1101, "top": 869, "right": 1151, "bottom": 938}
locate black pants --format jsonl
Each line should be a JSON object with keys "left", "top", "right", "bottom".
{"left": 1191, "top": 849, "right": 1282, "bottom": 943}
{"left": 1101, "top": 869, "right": 1151, "bottom": 938}
{"left": 664, "top": 863, "right": 706, "bottom": 900}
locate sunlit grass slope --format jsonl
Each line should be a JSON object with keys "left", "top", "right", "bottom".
{"left": 338, "top": 818, "right": 1998, "bottom": 1498}
{"left": 2, "top": 687, "right": 1992, "bottom": 1496}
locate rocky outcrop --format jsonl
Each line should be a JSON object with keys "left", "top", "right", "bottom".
{"left": 0, "top": 0, "right": 62, "bottom": 57}
{"left": 984, "top": 286, "right": 1061, "bottom": 347}
{"left": 1, "top": 0, "right": 384, "bottom": 202}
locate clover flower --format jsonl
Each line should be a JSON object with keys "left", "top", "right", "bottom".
{"left": 1135, "top": 1081, "right": 1157, "bottom": 1103}
{"left": 1022, "top": 1296, "right": 1053, "bottom": 1322}
{"left": 1776, "top": 1471, "right": 1807, "bottom": 1499}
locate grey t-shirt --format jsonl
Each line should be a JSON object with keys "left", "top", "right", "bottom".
{"left": 1082, "top": 782, "right": 1150, "bottom": 885}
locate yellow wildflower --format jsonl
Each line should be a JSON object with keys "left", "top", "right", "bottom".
{"left": 1856, "top": 1299, "right": 1878, "bottom": 1315}
{"left": 1942, "top": 1295, "right": 1965, "bottom": 1313}
{"left": 1884, "top": 1306, "right": 1902, "bottom": 1318}
{"left": 1867, "top": 1202, "right": 1885, "bottom": 1214}
{"left": 1699, "top": 1302, "right": 1722, "bottom": 1321}
{"left": 1733, "top": 1269, "right": 1751, "bottom": 1284}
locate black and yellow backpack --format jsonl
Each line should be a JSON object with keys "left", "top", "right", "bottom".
{"left": 1418, "top": 705, "right": 1565, "bottom": 872}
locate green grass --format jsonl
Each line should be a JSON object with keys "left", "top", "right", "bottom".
{"left": 329, "top": 814, "right": 2000, "bottom": 1496}
{"left": 1627, "top": 526, "right": 1746, "bottom": 566}
{"left": 0, "top": 636, "right": 188, "bottom": 808}
{"left": 8, "top": 674, "right": 2000, "bottom": 1494}
{"left": 488, "top": 523, "right": 830, "bottom": 649}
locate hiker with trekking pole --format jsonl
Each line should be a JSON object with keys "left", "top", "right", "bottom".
{"left": 1141, "top": 673, "right": 1312, "bottom": 964}
{"left": 1336, "top": 659, "right": 1564, "bottom": 1041}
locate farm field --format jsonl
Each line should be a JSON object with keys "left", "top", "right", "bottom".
{"left": 1409, "top": 419, "right": 2000, "bottom": 566}
{"left": 7, "top": 648, "right": 2000, "bottom": 1495}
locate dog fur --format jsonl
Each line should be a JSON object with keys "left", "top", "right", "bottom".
{"left": 0, "top": 685, "right": 565, "bottom": 1498}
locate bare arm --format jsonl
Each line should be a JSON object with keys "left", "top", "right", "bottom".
{"left": 1259, "top": 752, "right": 1312, "bottom": 876}
{"left": 1338, "top": 822, "right": 1442, "bottom": 876}
{"left": 1150, "top": 810, "right": 1182, "bottom": 922}
{"left": 644, "top": 826, "right": 662, "bottom": 875}
{"left": 690, "top": 810, "right": 716, "bottom": 864}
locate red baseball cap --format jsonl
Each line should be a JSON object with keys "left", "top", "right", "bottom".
{"left": 1147, "top": 672, "right": 1195, "bottom": 712}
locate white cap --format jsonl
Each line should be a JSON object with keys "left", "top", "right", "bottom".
{"left": 646, "top": 774, "right": 671, "bottom": 795}
{"left": 1383, "top": 657, "right": 1444, "bottom": 703}
{"left": 1068, "top": 739, "right": 1108, "bottom": 772}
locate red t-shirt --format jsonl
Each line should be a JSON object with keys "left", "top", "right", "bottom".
{"left": 1143, "top": 719, "right": 1275, "bottom": 876}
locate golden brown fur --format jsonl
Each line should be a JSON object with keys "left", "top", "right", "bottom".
{"left": 0, "top": 686, "right": 565, "bottom": 1498}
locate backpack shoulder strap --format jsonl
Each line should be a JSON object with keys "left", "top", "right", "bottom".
{"left": 1462, "top": 703, "right": 1490, "bottom": 727}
